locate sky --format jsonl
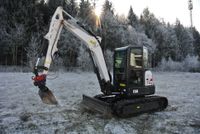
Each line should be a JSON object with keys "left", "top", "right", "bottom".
{"left": 93, "top": 0, "right": 200, "bottom": 32}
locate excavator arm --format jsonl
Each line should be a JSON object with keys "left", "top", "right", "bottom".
{"left": 32, "top": 7, "right": 112, "bottom": 104}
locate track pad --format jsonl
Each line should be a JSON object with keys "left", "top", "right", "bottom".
{"left": 38, "top": 89, "right": 58, "bottom": 105}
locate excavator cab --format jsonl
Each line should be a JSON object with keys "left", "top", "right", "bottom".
{"left": 83, "top": 46, "right": 167, "bottom": 117}
{"left": 113, "top": 46, "right": 155, "bottom": 96}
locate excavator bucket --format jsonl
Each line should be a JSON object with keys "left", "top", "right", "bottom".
{"left": 38, "top": 89, "right": 58, "bottom": 105}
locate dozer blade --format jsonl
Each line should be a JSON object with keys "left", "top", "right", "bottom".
{"left": 81, "top": 94, "right": 112, "bottom": 117}
{"left": 38, "top": 89, "right": 58, "bottom": 105}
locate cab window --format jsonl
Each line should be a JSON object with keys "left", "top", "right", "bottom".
{"left": 130, "top": 49, "right": 142, "bottom": 68}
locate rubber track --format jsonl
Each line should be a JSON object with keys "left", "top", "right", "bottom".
{"left": 82, "top": 95, "right": 168, "bottom": 118}
{"left": 113, "top": 96, "right": 168, "bottom": 118}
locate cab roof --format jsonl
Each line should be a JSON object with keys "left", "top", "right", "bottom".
{"left": 115, "top": 45, "right": 146, "bottom": 51}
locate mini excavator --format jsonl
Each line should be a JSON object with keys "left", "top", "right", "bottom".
{"left": 32, "top": 7, "right": 168, "bottom": 118}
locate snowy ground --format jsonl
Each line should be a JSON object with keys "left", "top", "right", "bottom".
{"left": 0, "top": 72, "right": 200, "bottom": 134}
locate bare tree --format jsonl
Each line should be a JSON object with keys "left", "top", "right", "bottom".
{"left": 25, "top": 34, "right": 40, "bottom": 68}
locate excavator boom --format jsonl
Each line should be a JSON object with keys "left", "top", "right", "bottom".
{"left": 32, "top": 7, "right": 112, "bottom": 104}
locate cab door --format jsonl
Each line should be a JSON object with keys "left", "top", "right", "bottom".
{"left": 113, "top": 49, "right": 127, "bottom": 91}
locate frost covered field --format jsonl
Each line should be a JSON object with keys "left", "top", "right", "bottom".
{"left": 0, "top": 72, "right": 200, "bottom": 134}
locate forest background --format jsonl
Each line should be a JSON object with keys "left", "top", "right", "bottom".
{"left": 0, "top": 0, "right": 200, "bottom": 72}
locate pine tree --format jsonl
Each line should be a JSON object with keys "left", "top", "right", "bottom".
{"left": 127, "top": 6, "right": 138, "bottom": 28}
{"left": 192, "top": 28, "right": 200, "bottom": 59}
{"left": 102, "top": 0, "right": 114, "bottom": 14}
{"left": 78, "top": 0, "right": 96, "bottom": 30}
{"left": 47, "top": 0, "right": 64, "bottom": 15}
{"left": 100, "top": 0, "right": 119, "bottom": 51}
{"left": 174, "top": 19, "right": 194, "bottom": 61}
{"left": 140, "top": 8, "right": 159, "bottom": 38}
{"left": 64, "top": 0, "right": 78, "bottom": 17}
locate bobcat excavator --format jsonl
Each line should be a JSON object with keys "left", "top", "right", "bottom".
{"left": 32, "top": 7, "right": 168, "bottom": 118}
